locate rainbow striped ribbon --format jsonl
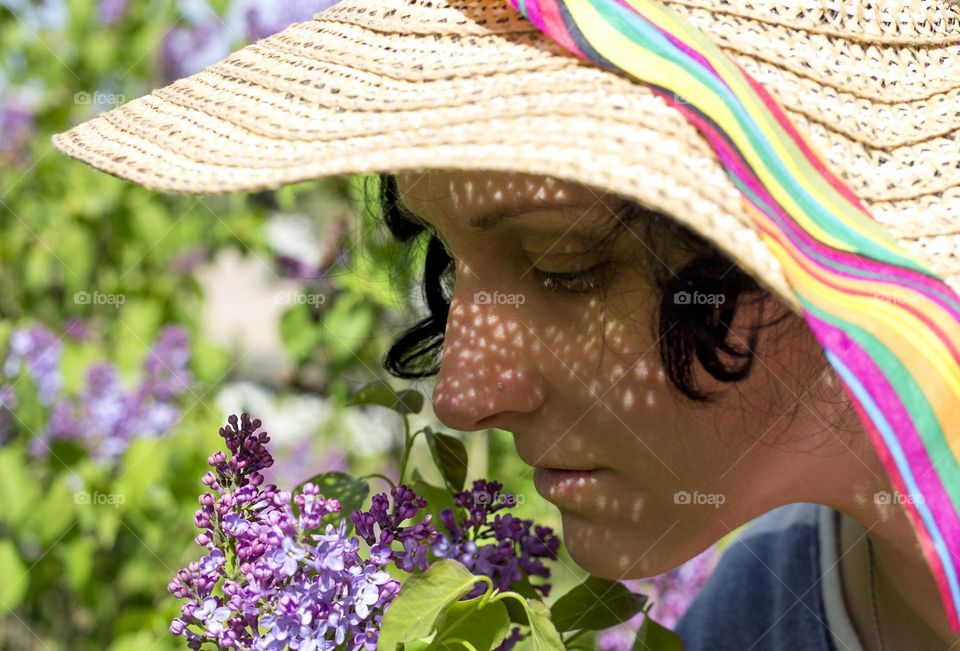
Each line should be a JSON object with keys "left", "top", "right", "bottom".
{"left": 509, "top": 0, "right": 960, "bottom": 632}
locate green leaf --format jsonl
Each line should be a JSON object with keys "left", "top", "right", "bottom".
{"left": 425, "top": 429, "right": 468, "bottom": 493}
{"left": 279, "top": 303, "right": 322, "bottom": 364}
{"left": 348, "top": 379, "right": 424, "bottom": 415}
{"left": 0, "top": 448, "right": 39, "bottom": 528}
{"left": 633, "top": 612, "right": 686, "bottom": 651}
{"left": 318, "top": 296, "right": 374, "bottom": 364}
{"left": 292, "top": 472, "right": 369, "bottom": 521}
{"left": 60, "top": 536, "right": 96, "bottom": 593}
{"left": 379, "top": 560, "right": 488, "bottom": 651}
{"left": 28, "top": 474, "right": 77, "bottom": 545}
{"left": 0, "top": 539, "right": 27, "bottom": 610}
{"left": 523, "top": 598, "right": 565, "bottom": 651}
{"left": 408, "top": 475, "right": 456, "bottom": 527}
{"left": 426, "top": 596, "right": 510, "bottom": 651}
{"left": 551, "top": 576, "right": 648, "bottom": 632}
{"left": 508, "top": 573, "right": 541, "bottom": 601}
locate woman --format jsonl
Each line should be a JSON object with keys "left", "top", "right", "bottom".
{"left": 52, "top": 0, "right": 960, "bottom": 648}
{"left": 377, "top": 167, "right": 956, "bottom": 650}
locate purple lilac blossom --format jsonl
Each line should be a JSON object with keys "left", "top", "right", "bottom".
{"left": 97, "top": 0, "right": 127, "bottom": 25}
{"left": 64, "top": 318, "right": 91, "bottom": 342}
{"left": 158, "top": 20, "right": 232, "bottom": 84}
{"left": 432, "top": 479, "right": 560, "bottom": 599}
{"left": 242, "top": 0, "right": 342, "bottom": 41}
{"left": 171, "top": 415, "right": 564, "bottom": 650}
{"left": 596, "top": 545, "right": 720, "bottom": 651}
{"left": 4, "top": 325, "right": 63, "bottom": 405}
{"left": 0, "top": 0, "right": 68, "bottom": 33}
{"left": 25, "top": 325, "right": 191, "bottom": 460}
{"left": 169, "top": 413, "right": 416, "bottom": 650}
{"left": 0, "top": 97, "right": 35, "bottom": 166}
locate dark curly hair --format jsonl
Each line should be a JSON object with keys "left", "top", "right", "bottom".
{"left": 370, "top": 172, "right": 796, "bottom": 402}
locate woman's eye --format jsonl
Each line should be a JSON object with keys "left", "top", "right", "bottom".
{"left": 531, "top": 261, "right": 615, "bottom": 295}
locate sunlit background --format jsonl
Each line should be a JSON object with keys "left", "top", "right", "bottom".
{"left": 0, "top": 1, "right": 723, "bottom": 648}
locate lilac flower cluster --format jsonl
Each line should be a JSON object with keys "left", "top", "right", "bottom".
{"left": 350, "top": 486, "right": 439, "bottom": 573}
{"left": 4, "top": 325, "right": 63, "bottom": 405}
{"left": 2, "top": 324, "right": 191, "bottom": 459}
{"left": 170, "top": 415, "right": 565, "bottom": 651}
{"left": 434, "top": 480, "right": 560, "bottom": 599}
{"left": 169, "top": 414, "right": 418, "bottom": 650}
{"left": 158, "top": 0, "right": 342, "bottom": 83}
{"left": 97, "top": 0, "right": 128, "bottom": 25}
{"left": 0, "top": 97, "right": 36, "bottom": 167}
{"left": 242, "top": 1, "right": 343, "bottom": 41}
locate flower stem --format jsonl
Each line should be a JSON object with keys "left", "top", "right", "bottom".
{"left": 397, "top": 426, "right": 427, "bottom": 484}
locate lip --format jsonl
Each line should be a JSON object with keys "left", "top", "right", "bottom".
{"left": 533, "top": 467, "right": 607, "bottom": 504}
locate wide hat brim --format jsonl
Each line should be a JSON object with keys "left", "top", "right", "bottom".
{"left": 51, "top": 0, "right": 960, "bottom": 315}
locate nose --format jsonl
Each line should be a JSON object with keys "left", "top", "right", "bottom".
{"left": 432, "top": 296, "right": 546, "bottom": 432}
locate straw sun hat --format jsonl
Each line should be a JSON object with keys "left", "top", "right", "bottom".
{"left": 51, "top": 0, "right": 960, "bottom": 633}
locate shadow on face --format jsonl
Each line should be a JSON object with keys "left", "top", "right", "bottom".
{"left": 391, "top": 168, "right": 862, "bottom": 579}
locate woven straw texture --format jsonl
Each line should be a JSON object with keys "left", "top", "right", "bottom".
{"left": 51, "top": 0, "right": 960, "bottom": 314}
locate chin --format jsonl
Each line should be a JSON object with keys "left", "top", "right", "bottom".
{"left": 558, "top": 511, "right": 688, "bottom": 580}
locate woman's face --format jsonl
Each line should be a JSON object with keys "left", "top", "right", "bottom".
{"left": 393, "top": 169, "right": 866, "bottom": 580}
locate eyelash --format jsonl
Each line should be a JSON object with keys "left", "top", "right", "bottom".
{"left": 531, "top": 262, "right": 615, "bottom": 295}
{"left": 423, "top": 226, "right": 613, "bottom": 296}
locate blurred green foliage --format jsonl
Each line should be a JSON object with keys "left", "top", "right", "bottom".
{"left": 0, "top": 2, "right": 582, "bottom": 649}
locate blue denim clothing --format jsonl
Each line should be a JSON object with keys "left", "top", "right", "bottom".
{"left": 675, "top": 503, "right": 863, "bottom": 651}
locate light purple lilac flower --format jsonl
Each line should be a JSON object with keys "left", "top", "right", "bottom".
{"left": 171, "top": 415, "right": 564, "bottom": 650}
{"left": 158, "top": 21, "right": 232, "bottom": 84}
{"left": 4, "top": 325, "right": 63, "bottom": 405}
{"left": 169, "top": 414, "right": 413, "bottom": 650}
{"left": 22, "top": 324, "right": 192, "bottom": 460}
{"left": 97, "top": 0, "right": 128, "bottom": 25}
{"left": 0, "top": 98, "right": 35, "bottom": 166}
{"left": 242, "top": 0, "right": 342, "bottom": 41}
{"left": 64, "top": 318, "right": 91, "bottom": 342}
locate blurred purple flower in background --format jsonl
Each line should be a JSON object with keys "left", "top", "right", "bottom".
{"left": 64, "top": 318, "right": 91, "bottom": 342}
{"left": 158, "top": 20, "right": 232, "bottom": 84}
{"left": 2, "top": 324, "right": 192, "bottom": 459}
{"left": 0, "top": 97, "right": 35, "bottom": 166}
{"left": 0, "top": 0, "right": 69, "bottom": 33}
{"left": 4, "top": 325, "right": 63, "bottom": 405}
{"left": 265, "top": 211, "right": 349, "bottom": 283}
{"left": 596, "top": 544, "right": 719, "bottom": 650}
{"left": 97, "top": 0, "right": 128, "bottom": 25}
{"left": 242, "top": 0, "right": 342, "bottom": 41}
{"left": 157, "top": 0, "right": 343, "bottom": 85}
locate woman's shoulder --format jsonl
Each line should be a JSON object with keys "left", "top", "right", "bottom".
{"left": 674, "top": 502, "right": 837, "bottom": 651}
